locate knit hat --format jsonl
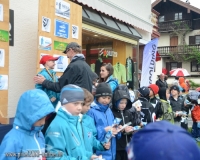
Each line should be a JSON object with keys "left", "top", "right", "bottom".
{"left": 138, "top": 86, "right": 150, "bottom": 98}
{"left": 95, "top": 82, "right": 112, "bottom": 98}
{"left": 127, "top": 121, "right": 200, "bottom": 160}
{"left": 60, "top": 84, "right": 84, "bottom": 105}
{"left": 148, "top": 84, "right": 159, "bottom": 95}
{"left": 170, "top": 85, "right": 180, "bottom": 93}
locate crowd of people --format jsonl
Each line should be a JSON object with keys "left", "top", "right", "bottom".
{"left": 0, "top": 42, "right": 200, "bottom": 160}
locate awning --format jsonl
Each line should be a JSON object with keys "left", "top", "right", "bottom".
{"left": 76, "top": 0, "right": 153, "bottom": 33}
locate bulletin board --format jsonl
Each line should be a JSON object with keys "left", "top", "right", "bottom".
{"left": 0, "top": 0, "right": 9, "bottom": 124}
{"left": 37, "top": 0, "right": 82, "bottom": 77}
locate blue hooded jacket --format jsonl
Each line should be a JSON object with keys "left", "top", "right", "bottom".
{"left": 87, "top": 100, "right": 119, "bottom": 160}
{"left": 0, "top": 89, "right": 55, "bottom": 160}
{"left": 106, "top": 75, "right": 118, "bottom": 92}
{"left": 35, "top": 68, "right": 60, "bottom": 108}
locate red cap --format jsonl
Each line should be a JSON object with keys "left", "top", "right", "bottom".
{"left": 39, "top": 55, "right": 59, "bottom": 65}
{"left": 148, "top": 84, "right": 159, "bottom": 95}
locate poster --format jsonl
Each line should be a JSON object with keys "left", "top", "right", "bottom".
{"left": 72, "top": 25, "right": 78, "bottom": 39}
{"left": 0, "top": 29, "right": 9, "bottom": 42}
{"left": 0, "top": 4, "right": 3, "bottom": 21}
{"left": 55, "top": 0, "right": 70, "bottom": 19}
{"left": 53, "top": 54, "right": 68, "bottom": 72}
{"left": 54, "top": 19, "right": 69, "bottom": 39}
{"left": 0, "top": 49, "right": 5, "bottom": 67}
{"left": 54, "top": 41, "right": 67, "bottom": 51}
{"left": 40, "top": 53, "right": 49, "bottom": 69}
{"left": 0, "top": 75, "right": 8, "bottom": 90}
{"left": 9, "top": 9, "right": 14, "bottom": 46}
{"left": 39, "top": 36, "right": 52, "bottom": 51}
{"left": 42, "top": 16, "right": 51, "bottom": 32}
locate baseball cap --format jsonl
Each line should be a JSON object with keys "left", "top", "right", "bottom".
{"left": 39, "top": 55, "right": 59, "bottom": 65}
{"left": 127, "top": 121, "right": 200, "bottom": 160}
{"left": 63, "top": 42, "right": 81, "bottom": 54}
{"left": 170, "top": 85, "right": 180, "bottom": 93}
{"left": 138, "top": 86, "right": 150, "bottom": 98}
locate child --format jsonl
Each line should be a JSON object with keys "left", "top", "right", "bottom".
{"left": 80, "top": 88, "right": 110, "bottom": 159}
{"left": 148, "top": 84, "right": 163, "bottom": 120}
{"left": 0, "top": 89, "right": 55, "bottom": 160}
{"left": 87, "top": 82, "right": 120, "bottom": 160}
{"left": 36, "top": 55, "right": 60, "bottom": 134}
{"left": 111, "top": 84, "right": 133, "bottom": 160}
{"left": 45, "top": 84, "right": 96, "bottom": 159}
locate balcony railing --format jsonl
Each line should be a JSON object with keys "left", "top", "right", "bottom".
{"left": 157, "top": 45, "right": 200, "bottom": 56}
{"left": 158, "top": 19, "right": 193, "bottom": 32}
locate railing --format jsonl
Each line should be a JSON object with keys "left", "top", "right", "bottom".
{"left": 157, "top": 45, "right": 200, "bottom": 55}
{"left": 158, "top": 19, "right": 193, "bottom": 32}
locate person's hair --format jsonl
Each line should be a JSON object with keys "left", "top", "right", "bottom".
{"left": 175, "top": 76, "right": 179, "bottom": 80}
{"left": 100, "top": 63, "right": 114, "bottom": 82}
{"left": 72, "top": 46, "right": 82, "bottom": 53}
{"left": 82, "top": 88, "right": 94, "bottom": 104}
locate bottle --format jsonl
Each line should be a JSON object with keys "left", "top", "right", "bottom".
{"left": 57, "top": 56, "right": 63, "bottom": 69}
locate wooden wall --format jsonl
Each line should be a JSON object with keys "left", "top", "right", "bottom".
{"left": 37, "top": 0, "right": 82, "bottom": 76}
{"left": 0, "top": 0, "right": 9, "bottom": 124}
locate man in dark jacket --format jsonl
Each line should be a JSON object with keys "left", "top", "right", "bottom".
{"left": 112, "top": 84, "right": 133, "bottom": 160}
{"left": 34, "top": 42, "right": 93, "bottom": 92}
{"left": 156, "top": 73, "right": 168, "bottom": 100}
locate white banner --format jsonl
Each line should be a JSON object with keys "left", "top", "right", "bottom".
{"left": 140, "top": 38, "right": 158, "bottom": 87}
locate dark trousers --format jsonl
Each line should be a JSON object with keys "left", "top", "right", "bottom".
{"left": 42, "top": 112, "right": 56, "bottom": 135}
{"left": 115, "top": 150, "right": 128, "bottom": 160}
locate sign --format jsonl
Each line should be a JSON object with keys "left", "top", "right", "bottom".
{"left": 53, "top": 54, "right": 68, "bottom": 72}
{"left": 0, "top": 75, "right": 8, "bottom": 90}
{"left": 54, "top": 41, "right": 67, "bottom": 51}
{"left": 72, "top": 25, "right": 78, "bottom": 39}
{"left": 39, "top": 36, "right": 52, "bottom": 51}
{"left": 0, "top": 4, "right": 3, "bottom": 21}
{"left": 54, "top": 19, "right": 69, "bottom": 39}
{"left": 0, "top": 29, "right": 9, "bottom": 42}
{"left": 99, "top": 49, "right": 117, "bottom": 57}
{"left": 9, "top": 9, "right": 14, "bottom": 46}
{"left": 0, "top": 49, "right": 5, "bottom": 67}
{"left": 55, "top": 0, "right": 70, "bottom": 19}
{"left": 42, "top": 16, "right": 51, "bottom": 32}
{"left": 140, "top": 38, "right": 158, "bottom": 87}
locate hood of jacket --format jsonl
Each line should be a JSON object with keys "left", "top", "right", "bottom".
{"left": 90, "top": 99, "right": 109, "bottom": 112}
{"left": 13, "top": 89, "right": 55, "bottom": 132}
{"left": 179, "top": 77, "right": 185, "bottom": 84}
{"left": 71, "top": 53, "right": 85, "bottom": 62}
{"left": 106, "top": 75, "right": 118, "bottom": 83}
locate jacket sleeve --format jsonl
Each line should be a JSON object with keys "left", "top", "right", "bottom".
{"left": 156, "top": 101, "right": 163, "bottom": 119}
{"left": 108, "top": 80, "right": 118, "bottom": 92}
{"left": 42, "top": 66, "right": 75, "bottom": 93}
{"left": 192, "top": 106, "right": 200, "bottom": 122}
{"left": 121, "top": 65, "right": 127, "bottom": 83}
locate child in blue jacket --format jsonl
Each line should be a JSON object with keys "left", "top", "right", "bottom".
{"left": 0, "top": 89, "right": 55, "bottom": 160}
{"left": 87, "top": 82, "right": 121, "bottom": 160}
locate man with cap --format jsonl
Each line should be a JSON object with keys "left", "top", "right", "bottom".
{"left": 127, "top": 121, "right": 200, "bottom": 160}
{"left": 148, "top": 84, "right": 163, "bottom": 121}
{"left": 34, "top": 42, "right": 93, "bottom": 92}
{"left": 35, "top": 55, "right": 60, "bottom": 134}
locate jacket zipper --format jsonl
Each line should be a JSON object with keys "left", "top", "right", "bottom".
{"left": 121, "top": 111, "right": 128, "bottom": 144}
{"left": 34, "top": 133, "right": 42, "bottom": 160}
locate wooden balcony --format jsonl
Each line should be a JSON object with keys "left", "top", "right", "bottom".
{"left": 158, "top": 19, "right": 193, "bottom": 32}
{"left": 157, "top": 45, "right": 200, "bottom": 56}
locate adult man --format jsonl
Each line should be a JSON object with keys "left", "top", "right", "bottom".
{"left": 34, "top": 42, "right": 93, "bottom": 92}
{"left": 156, "top": 73, "right": 168, "bottom": 100}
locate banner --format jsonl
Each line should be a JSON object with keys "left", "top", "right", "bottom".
{"left": 140, "top": 38, "right": 158, "bottom": 87}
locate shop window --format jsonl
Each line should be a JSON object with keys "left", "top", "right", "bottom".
{"left": 191, "top": 61, "right": 200, "bottom": 72}
{"left": 195, "top": 35, "right": 200, "bottom": 44}
{"left": 166, "top": 62, "right": 182, "bottom": 74}
{"left": 175, "top": 13, "right": 182, "bottom": 20}
{"left": 158, "top": 15, "right": 165, "bottom": 22}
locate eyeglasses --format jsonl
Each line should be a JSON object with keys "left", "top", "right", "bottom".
{"left": 65, "top": 48, "right": 71, "bottom": 53}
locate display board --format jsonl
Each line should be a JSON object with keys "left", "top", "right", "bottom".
{"left": 0, "top": 0, "right": 9, "bottom": 124}
{"left": 37, "top": 0, "right": 82, "bottom": 77}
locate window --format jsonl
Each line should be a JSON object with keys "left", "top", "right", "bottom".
{"left": 159, "top": 16, "right": 165, "bottom": 22}
{"left": 195, "top": 35, "right": 200, "bottom": 44}
{"left": 191, "top": 61, "right": 200, "bottom": 72}
{"left": 170, "top": 62, "right": 178, "bottom": 70}
{"left": 175, "top": 13, "right": 182, "bottom": 20}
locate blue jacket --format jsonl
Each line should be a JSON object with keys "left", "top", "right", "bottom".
{"left": 35, "top": 68, "right": 60, "bottom": 108}
{"left": 45, "top": 108, "right": 91, "bottom": 160}
{"left": 0, "top": 89, "right": 55, "bottom": 160}
{"left": 80, "top": 114, "right": 104, "bottom": 155}
{"left": 87, "top": 100, "right": 118, "bottom": 160}
{"left": 106, "top": 75, "right": 118, "bottom": 92}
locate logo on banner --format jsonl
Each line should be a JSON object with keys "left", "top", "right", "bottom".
{"left": 39, "top": 36, "right": 52, "bottom": 51}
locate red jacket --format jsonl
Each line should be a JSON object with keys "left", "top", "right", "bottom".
{"left": 192, "top": 105, "right": 200, "bottom": 122}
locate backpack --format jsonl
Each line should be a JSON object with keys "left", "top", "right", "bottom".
{"left": 160, "top": 99, "right": 174, "bottom": 124}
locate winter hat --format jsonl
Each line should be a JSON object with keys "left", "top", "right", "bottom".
{"left": 60, "top": 84, "right": 84, "bottom": 105}
{"left": 170, "top": 85, "right": 180, "bottom": 93}
{"left": 138, "top": 86, "right": 150, "bottom": 98}
{"left": 148, "top": 84, "right": 159, "bottom": 95}
{"left": 95, "top": 82, "right": 112, "bottom": 98}
{"left": 127, "top": 121, "right": 200, "bottom": 160}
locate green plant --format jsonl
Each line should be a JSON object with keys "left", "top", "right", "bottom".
{"left": 189, "top": 80, "right": 200, "bottom": 89}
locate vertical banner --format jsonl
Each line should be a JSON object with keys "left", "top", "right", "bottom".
{"left": 9, "top": 9, "right": 14, "bottom": 46}
{"left": 140, "top": 38, "right": 158, "bottom": 87}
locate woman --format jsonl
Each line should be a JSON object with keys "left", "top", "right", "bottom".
{"left": 95, "top": 63, "right": 118, "bottom": 92}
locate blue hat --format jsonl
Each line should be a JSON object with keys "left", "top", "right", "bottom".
{"left": 60, "top": 84, "right": 84, "bottom": 105}
{"left": 127, "top": 121, "right": 200, "bottom": 160}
